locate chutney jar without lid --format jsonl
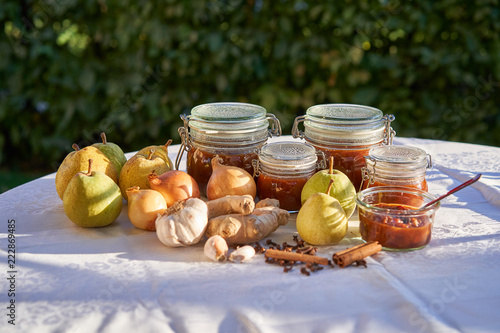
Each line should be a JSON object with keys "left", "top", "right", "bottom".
{"left": 361, "top": 145, "right": 432, "bottom": 191}
{"left": 253, "top": 141, "right": 325, "bottom": 212}
{"left": 292, "top": 103, "right": 395, "bottom": 190}
{"left": 176, "top": 102, "right": 281, "bottom": 195}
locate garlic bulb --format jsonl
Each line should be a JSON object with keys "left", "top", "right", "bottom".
{"left": 149, "top": 170, "right": 200, "bottom": 206}
{"left": 204, "top": 235, "right": 229, "bottom": 262}
{"left": 127, "top": 186, "right": 167, "bottom": 231}
{"left": 206, "top": 156, "right": 257, "bottom": 201}
{"left": 229, "top": 245, "right": 256, "bottom": 263}
{"left": 156, "top": 198, "right": 208, "bottom": 247}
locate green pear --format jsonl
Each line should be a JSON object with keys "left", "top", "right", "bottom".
{"left": 92, "top": 132, "right": 127, "bottom": 175}
{"left": 136, "top": 139, "right": 174, "bottom": 170}
{"left": 55, "top": 143, "right": 119, "bottom": 200}
{"left": 301, "top": 157, "right": 356, "bottom": 218}
{"left": 63, "top": 159, "right": 123, "bottom": 227}
{"left": 119, "top": 149, "right": 171, "bottom": 201}
{"left": 296, "top": 179, "right": 348, "bottom": 245}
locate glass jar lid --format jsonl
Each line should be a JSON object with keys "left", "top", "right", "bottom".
{"left": 292, "top": 104, "right": 395, "bottom": 145}
{"left": 191, "top": 102, "right": 266, "bottom": 122}
{"left": 364, "top": 145, "right": 432, "bottom": 180}
{"left": 259, "top": 141, "right": 318, "bottom": 168}
{"left": 368, "top": 145, "right": 429, "bottom": 167}
{"left": 180, "top": 102, "right": 281, "bottom": 145}
{"left": 307, "top": 104, "right": 383, "bottom": 128}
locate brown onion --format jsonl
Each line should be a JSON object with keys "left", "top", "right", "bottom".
{"left": 206, "top": 156, "right": 257, "bottom": 201}
{"left": 148, "top": 170, "right": 200, "bottom": 206}
{"left": 126, "top": 186, "right": 167, "bottom": 231}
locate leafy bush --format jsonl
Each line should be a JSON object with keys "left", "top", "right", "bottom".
{"left": 1, "top": 0, "right": 499, "bottom": 173}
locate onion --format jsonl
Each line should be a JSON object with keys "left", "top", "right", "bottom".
{"left": 126, "top": 186, "right": 167, "bottom": 231}
{"left": 206, "top": 156, "right": 257, "bottom": 201}
{"left": 148, "top": 170, "right": 200, "bottom": 206}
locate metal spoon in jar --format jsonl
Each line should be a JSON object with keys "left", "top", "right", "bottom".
{"left": 416, "top": 174, "right": 482, "bottom": 210}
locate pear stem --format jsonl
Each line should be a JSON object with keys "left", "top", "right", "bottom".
{"left": 326, "top": 178, "right": 335, "bottom": 195}
{"left": 165, "top": 139, "right": 173, "bottom": 148}
{"left": 328, "top": 156, "right": 334, "bottom": 174}
{"left": 72, "top": 143, "right": 80, "bottom": 151}
{"left": 86, "top": 159, "right": 93, "bottom": 176}
{"left": 147, "top": 148, "right": 156, "bottom": 160}
{"left": 100, "top": 132, "right": 107, "bottom": 145}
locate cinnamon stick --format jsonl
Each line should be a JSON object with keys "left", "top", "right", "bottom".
{"left": 332, "top": 241, "right": 382, "bottom": 268}
{"left": 265, "top": 249, "right": 329, "bottom": 265}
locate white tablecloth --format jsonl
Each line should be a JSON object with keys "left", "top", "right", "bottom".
{"left": 1, "top": 136, "right": 500, "bottom": 333}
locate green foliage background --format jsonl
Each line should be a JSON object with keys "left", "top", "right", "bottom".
{"left": 1, "top": 0, "right": 499, "bottom": 176}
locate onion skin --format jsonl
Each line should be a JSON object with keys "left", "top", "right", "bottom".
{"left": 206, "top": 156, "right": 257, "bottom": 201}
{"left": 148, "top": 170, "right": 200, "bottom": 206}
{"left": 126, "top": 186, "right": 167, "bottom": 231}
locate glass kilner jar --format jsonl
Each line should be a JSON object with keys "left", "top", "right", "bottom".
{"left": 176, "top": 102, "right": 281, "bottom": 195}
{"left": 292, "top": 104, "right": 395, "bottom": 191}
{"left": 253, "top": 141, "right": 325, "bottom": 212}
{"left": 361, "top": 145, "right": 432, "bottom": 191}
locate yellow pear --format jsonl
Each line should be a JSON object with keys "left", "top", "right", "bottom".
{"left": 91, "top": 132, "right": 127, "bottom": 175}
{"left": 63, "top": 159, "right": 122, "bottom": 228}
{"left": 119, "top": 149, "right": 171, "bottom": 201}
{"left": 136, "top": 139, "right": 174, "bottom": 170}
{"left": 55, "top": 143, "right": 119, "bottom": 200}
{"left": 296, "top": 179, "right": 348, "bottom": 245}
{"left": 301, "top": 157, "right": 356, "bottom": 218}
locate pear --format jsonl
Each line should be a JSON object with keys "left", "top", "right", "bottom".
{"left": 119, "top": 149, "right": 172, "bottom": 201}
{"left": 63, "top": 159, "right": 123, "bottom": 227}
{"left": 136, "top": 139, "right": 174, "bottom": 170}
{"left": 55, "top": 143, "right": 119, "bottom": 200}
{"left": 92, "top": 132, "right": 127, "bottom": 175}
{"left": 301, "top": 157, "right": 356, "bottom": 218}
{"left": 296, "top": 179, "right": 348, "bottom": 245}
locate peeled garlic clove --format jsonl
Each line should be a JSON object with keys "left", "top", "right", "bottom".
{"left": 229, "top": 245, "right": 256, "bottom": 263}
{"left": 204, "top": 235, "right": 229, "bottom": 262}
{"left": 206, "top": 156, "right": 257, "bottom": 201}
{"left": 127, "top": 186, "right": 168, "bottom": 231}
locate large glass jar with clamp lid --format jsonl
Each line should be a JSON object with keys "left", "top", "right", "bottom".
{"left": 292, "top": 104, "right": 395, "bottom": 191}
{"left": 253, "top": 141, "right": 325, "bottom": 212}
{"left": 176, "top": 102, "right": 281, "bottom": 195}
{"left": 362, "top": 145, "right": 432, "bottom": 191}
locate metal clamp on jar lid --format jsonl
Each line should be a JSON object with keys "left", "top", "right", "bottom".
{"left": 292, "top": 104, "right": 396, "bottom": 146}
{"left": 176, "top": 102, "right": 281, "bottom": 169}
{"left": 362, "top": 145, "right": 432, "bottom": 189}
{"left": 253, "top": 141, "right": 325, "bottom": 177}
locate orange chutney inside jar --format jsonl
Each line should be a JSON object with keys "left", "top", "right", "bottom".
{"left": 359, "top": 203, "right": 433, "bottom": 250}
{"left": 257, "top": 174, "right": 310, "bottom": 211}
{"left": 187, "top": 148, "right": 258, "bottom": 195}
{"left": 313, "top": 144, "right": 372, "bottom": 191}
{"left": 255, "top": 141, "right": 320, "bottom": 211}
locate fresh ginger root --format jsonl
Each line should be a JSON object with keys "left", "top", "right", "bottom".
{"left": 255, "top": 198, "right": 280, "bottom": 208}
{"left": 207, "top": 194, "right": 255, "bottom": 219}
{"left": 206, "top": 206, "right": 290, "bottom": 245}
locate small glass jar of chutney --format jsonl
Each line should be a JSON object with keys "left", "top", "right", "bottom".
{"left": 176, "top": 102, "right": 281, "bottom": 195}
{"left": 253, "top": 141, "right": 325, "bottom": 212}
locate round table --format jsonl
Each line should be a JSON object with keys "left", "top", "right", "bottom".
{"left": 1, "top": 136, "right": 500, "bottom": 332}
